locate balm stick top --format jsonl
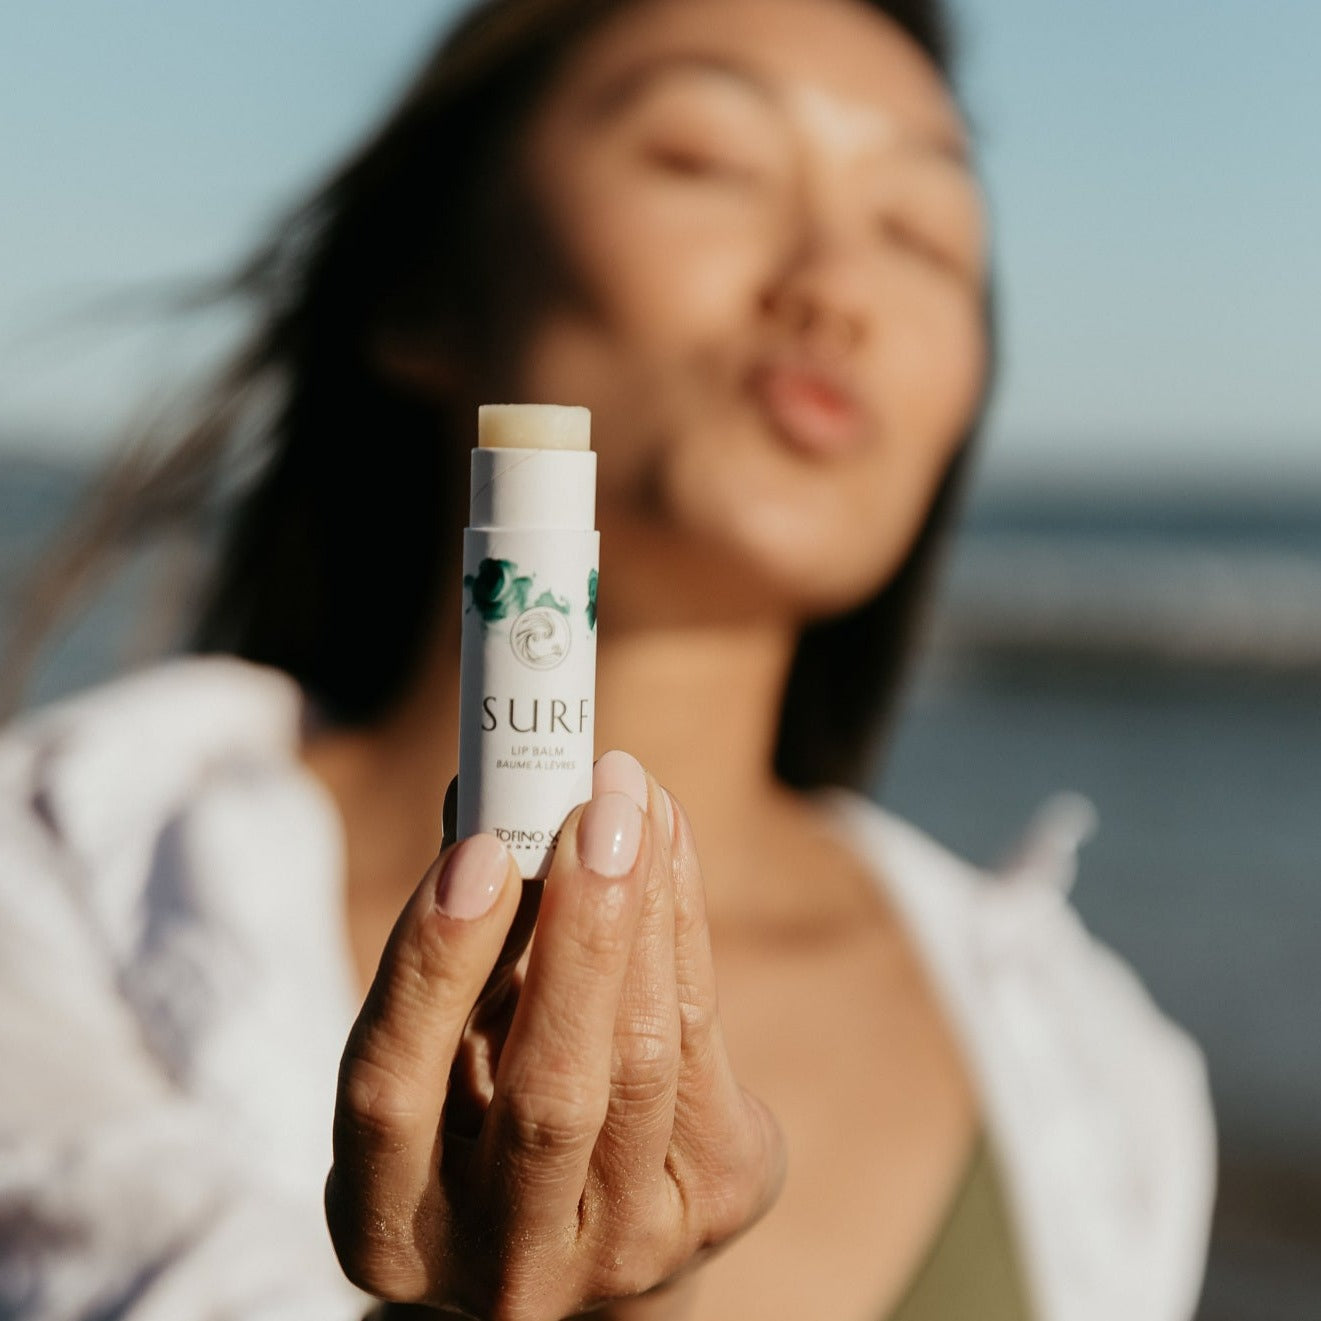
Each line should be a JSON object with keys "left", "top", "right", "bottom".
{"left": 469, "top": 404, "right": 595, "bottom": 530}
{"left": 479, "top": 404, "right": 591, "bottom": 452}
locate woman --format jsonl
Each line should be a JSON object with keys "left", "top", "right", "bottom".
{"left": 0, "top": 0, "right": 1214, "bottom": 1318}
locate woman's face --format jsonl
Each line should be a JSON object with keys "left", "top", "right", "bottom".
{"left": 504, "top": 0, "right": 987, "bottom": 622}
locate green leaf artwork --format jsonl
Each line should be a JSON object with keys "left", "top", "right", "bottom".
{"left": 586, "top": 568, "right": 598, "bottom": 631}
{"left": 464, "top": 558, "right": 571, "bottom": 624}
{"left": 533, "top": 589, "right": 570, "bottom": 615}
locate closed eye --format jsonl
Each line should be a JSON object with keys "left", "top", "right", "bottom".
{"left": 643, "top": 143, "right": 765, "bottom": 184}
{"left": 878, "top": 215, "right": 968, "bottom": 278}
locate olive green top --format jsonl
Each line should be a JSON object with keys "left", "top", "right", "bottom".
{"left": 885, "top": 1134, "right": 1034, "bottom": 1321}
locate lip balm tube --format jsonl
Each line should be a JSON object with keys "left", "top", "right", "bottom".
{"left": 456, "top": 404, "right": 599, "bottom": 879}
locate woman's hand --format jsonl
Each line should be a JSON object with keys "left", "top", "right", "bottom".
{"left": 324, "top": 751, "right": 784, "bottom": 1321}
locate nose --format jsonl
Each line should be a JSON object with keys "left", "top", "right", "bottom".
{"left": 759, "top": 219, "right": 874, "bottom": 358}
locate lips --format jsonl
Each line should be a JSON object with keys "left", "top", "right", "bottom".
{"left": 747, "top": 358, "right": 868, "bottom": 459}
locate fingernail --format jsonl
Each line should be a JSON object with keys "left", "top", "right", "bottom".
{"left": 435, "top": 835, "right": 509, "bottom": 920}
{"left": 593, "top": 749, "right": 648, "bottom": 812}
{"left": 660, "top": 787, "right": 678, "bottom": 841}
{"left": 578, "top": 792, "right": 642, "bottom": 877}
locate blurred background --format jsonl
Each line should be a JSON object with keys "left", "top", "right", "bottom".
{"left": 1, "top": 2, "right": 1317, "bottom": 1315}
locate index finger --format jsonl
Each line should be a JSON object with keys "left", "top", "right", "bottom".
{"left": 325, "top": 834, "right": 521, "bottom": 1298}
{"left": 442, "top": 774, "right": 542, "bottom": 1011}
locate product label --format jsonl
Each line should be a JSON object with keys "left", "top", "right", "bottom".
{"left": 457, "top": 529, "right": 599, "bottom": 879}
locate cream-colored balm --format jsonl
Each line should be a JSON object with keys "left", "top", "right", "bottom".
{"left": 457, "top": 404, "right": 599, "bottom": 879}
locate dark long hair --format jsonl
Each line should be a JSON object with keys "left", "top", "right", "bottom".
{"left": 13, "top": 0, "right": 985, "bottom": 790}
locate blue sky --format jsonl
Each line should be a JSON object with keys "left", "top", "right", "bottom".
{"left": 1, "top": 0, "right": 1317, "bottom": 490}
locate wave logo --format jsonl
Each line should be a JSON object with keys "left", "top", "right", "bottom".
{"left": 509, "top": 606, "right": 571, "bottom": 670}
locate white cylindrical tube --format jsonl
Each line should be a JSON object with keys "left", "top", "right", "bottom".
{"left": 456, "top": 405, "right": 598, "bottom": 879}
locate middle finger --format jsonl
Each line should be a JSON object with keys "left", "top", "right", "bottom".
{"left": 477, "top": 782, "right": 649, "bottom": 1249}
{"left": 587, "top": 753, "right": 682, "bottom": 1230}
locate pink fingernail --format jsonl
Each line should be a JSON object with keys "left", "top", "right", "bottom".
{"left": 435, "top": 835, "right": 509, "bottom": 919}
{"left": 578, "top": 792, "right": 642, "bottom": 877}
{"left": 593, "top": 749, "right": 648, "bottom": 812}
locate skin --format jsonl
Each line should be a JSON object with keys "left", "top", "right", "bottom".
{"left": 307, "top": 1, "right": 990, "bottom": 1317}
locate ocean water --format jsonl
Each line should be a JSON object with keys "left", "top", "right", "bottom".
{"left": 3, "top": 452, "right": 1319, "bottom": 1314}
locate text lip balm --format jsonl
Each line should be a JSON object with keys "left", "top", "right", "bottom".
{"left": 456, "top": 404, "right": 599, "bottom": 880}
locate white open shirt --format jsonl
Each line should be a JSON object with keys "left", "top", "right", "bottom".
{"left": 0, "top": 658, "right": 1215, "bottom": 1320}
